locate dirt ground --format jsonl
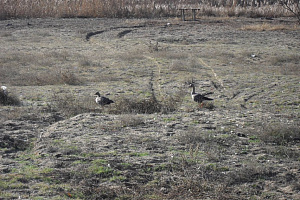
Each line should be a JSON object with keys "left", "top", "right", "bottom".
{"left": 0, "top": 17, "right": 299, "bottom": 199}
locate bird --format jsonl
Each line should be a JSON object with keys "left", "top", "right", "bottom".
{"left": 189, "top": 83, "right": 213, "bottom": 107}
{"left": 1, "top": 86, "right": 7, "bottom": 95}
{"left": 94, "top": 92, "right": 114, "bottom": 106}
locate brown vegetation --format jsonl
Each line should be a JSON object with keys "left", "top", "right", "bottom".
{"left": 0, "top": 0, "right": 298, "bottom": 19}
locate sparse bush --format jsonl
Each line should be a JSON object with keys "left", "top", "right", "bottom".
{"left": 169, "top": 60, "right": 188, "bottom": 72}
{"left": 51, "top": 92, "right": 94, "bottom": 117}
{"left": 0, "top": 89, "right": 21, "bottom": 106}
{"left": 202, "top": 102, "right": 215, "bottom": 110}
{"left": 259, "top": 123, "right": 300, "bottom": 145}
{"left": 266, "top": 145, "right": 300, "bottom": 159}
{"left": 110, "top": 96, "right": 161, "bottom": 114}
{"left": 227, "top": 162, "right": 276, "bottom": 185}
{"left": 270, "top": 54, "right": 300, "bottom": 65}
{"left": 60, "top": 70, "right": 82, "bottom": 85}
{"left": 110, "top": 88, "right": 184, "bottom": 114}
{"left": 280, "top": 0, "right": 300, "bottom": 24}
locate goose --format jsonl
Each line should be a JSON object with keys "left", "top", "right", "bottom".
{"left": 95, "top": 92, "right": 114, "bottom": 106}
{"left": 189, "top": 83, "right": 213, "bottom": 107}
{"left": 1, "top": 86, "right": 7, "bottom": 95}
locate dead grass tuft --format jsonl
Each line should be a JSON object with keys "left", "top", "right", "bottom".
{"left": 202, "top": 102, "right": 215, "bottom": 110}
{"left": 259, "top": 122, "right": 300, "bottom": 145}
{"left": 51, "top": 92, "right": 94, "bottom": 117}
{"left": 169, "top": 60, "right": 188, "bottom": 72}
{"left": 0, "top": 90, "right": 21, "bottom": 106}
{"left": 270, "top": 54, "right": 300, "bottom": 66}
{"left": 109, "top": 89, "right": 184, "bottom": 114}
{"left": 13, "top": 69, "right": 82, "bottom": 86}
{"left": 110, "top": 96, "right": 161, "bottom": 114}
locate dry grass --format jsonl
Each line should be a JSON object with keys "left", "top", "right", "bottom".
{"left": 241, "top": 23, "right": 299, "bottom": 31}
{"left": 268, "top": 54, "right": 300, "bottom": 75}
{"left": 11, "top": 69, "right": 82, "bottom": 86}
{"left": 50, "top": 92, "right": 95, "bottom": 117}
{"left": 49, "top": 88, "right": 185, "bottom": 117}
{"left": 0, "top": 0, "right": 296, "bottom": 19}
{"left": 259, "top": 122, "right": 300, "bottom": 145}
{"left": 108, "top": 89, "right": 185, "bottom": 114}
{"left": 111, "top": 96, "right": 161, "bottom": 114}
{"left": 0, "top": 51, "right": 83, "bottom": 86}
{"left": 270, "top": 54, "right": 300, "bottom": 65}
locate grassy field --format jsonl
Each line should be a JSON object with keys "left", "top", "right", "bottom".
{"left": 0, "top": 16, "right": 299, "bottom": 199}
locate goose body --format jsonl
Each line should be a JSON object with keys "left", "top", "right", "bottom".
{"left": 189, "top": 83, "right": 213, "bottom": 105}
{"left": 95, "top": 92, "right": 114, "bottom": 106}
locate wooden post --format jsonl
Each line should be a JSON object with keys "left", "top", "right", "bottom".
{"left": 192, "top": 9, "right": 196, "bottom": 21}
{"left": 181, "top": 9, "right": 185, "bottom": 21}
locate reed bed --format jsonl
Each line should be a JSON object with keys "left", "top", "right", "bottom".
{"left": 0, "top": 0, "right": 296, "bottom": 19}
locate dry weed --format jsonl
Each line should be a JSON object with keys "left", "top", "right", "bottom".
{"left": 51, "top": 92, "right": 94, "bottom": 117}
{"left": 0, "top": 0, "right": 296, "bottom": 19}
{"left": 259, "top": 122, "right": 300, "bottom": 145}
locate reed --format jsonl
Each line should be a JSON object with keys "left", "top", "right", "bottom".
{"left": 0, "top": 0, "right": 295, "bottom": 19}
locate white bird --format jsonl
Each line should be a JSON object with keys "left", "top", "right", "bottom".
{"left": 95, "top": 92, "right": 114, "bottom": 106}
{"left": 1, "top": 86, "right": 7, "bottom": 95}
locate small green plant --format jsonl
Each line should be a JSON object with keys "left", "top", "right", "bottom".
{"left": 109, "top": 175, "right": 126, "bottom": 182}
{"left": 163, "top": 117, "right": 176, "bottom": 122}
{"left": 128, "top": 152, "right": 149, "bottom": 157}
{"left": 249, "top": 135, "right": 261, "bottom": 143}
{"left": 89, "top": 166, "right": 113, "bottom": 176}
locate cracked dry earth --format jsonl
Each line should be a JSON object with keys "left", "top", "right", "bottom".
{"left": 0, "top": 17, "right": 300, "bottom": 199}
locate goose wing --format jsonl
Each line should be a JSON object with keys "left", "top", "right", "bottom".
{"left": 193, "top": 93, "right": 213, "bottom": 103}
{"left": 202, "top": 96, "right": 213, "bottom": 101}
{"left": 100, "top": 96, "right": 114, "bottom": 105}
{"left": 203, "top": 92, "right": 214, "bottom": 96}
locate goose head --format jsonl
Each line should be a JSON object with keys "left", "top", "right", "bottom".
{"left": 188, "top": 83, "right": 195, "bottom": 88}
{"left": 95, "top": 92, "right": 101, "bottom": 97}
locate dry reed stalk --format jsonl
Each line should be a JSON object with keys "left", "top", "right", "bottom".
{"left": 0, "top": 0, "right": 296, "bottom": 19}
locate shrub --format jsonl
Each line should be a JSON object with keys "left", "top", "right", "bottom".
{"left": 0, "top": 89, "right": 21, "bottom": 106}
{"left": 259, "top": 123, "right": 300, "bottom": 145}
{"left": 110, "top": 96, "right": 161, "bottom": 114}
{"left": 280, "top": 0, "right": 300, "bottom": 24}
{"left": 109, "top": 89, "right": 184, "bottom": 114}
{"left": 51, "top": 92, "right": 94, "bottom": 117}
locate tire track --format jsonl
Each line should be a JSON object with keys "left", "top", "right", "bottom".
{"left": 197, "top": 58, "right": 226, "bottom": 91}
